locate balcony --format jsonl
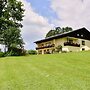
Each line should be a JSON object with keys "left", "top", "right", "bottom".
{"left": 64, "top": 42, "right": 80, "bottom": 47}
{"left": 36, "top": 44, "right": 55, "bottom": 50}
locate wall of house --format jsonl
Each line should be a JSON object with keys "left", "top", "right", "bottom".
{"left": 64, "top": 46, "right": 80, "bottom": 52}
{"left": 54, "top": 38, "right": 66, "bottom": 47}
{"left": 37, "top": 47, "right": 54, "bottom": 54}
{"left": 54, "top": 37, "right": 79, "bottom": 52}
{"left": 36, "top": 40, "right": 55, "bottom": 54}
{"left": 55, "top": 37, "right": 79, "bottom": 47}
{"left": 79, "top": 39, "right": 90, "bottom": 47}
{"left": 79, "top": 39, "right": 90, "bottom": 51}
{"left": 37, "top": 40, "right": 53, "bottom": 47}
{"left": 85, "top": 40, "right": 90, "bottom": 47}
{"left": 63, "top": 39, "right": 90, "bottom": 52}
{"left": 36, "top": 37, "right": 90, "bottom": 54}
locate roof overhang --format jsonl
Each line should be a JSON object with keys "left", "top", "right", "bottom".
{"left": 34, "top": 27, "right": 90, "bottom": 44}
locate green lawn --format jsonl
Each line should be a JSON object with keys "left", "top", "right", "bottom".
{"left": 0, "top": 51, "right": 90, "bottom": 90}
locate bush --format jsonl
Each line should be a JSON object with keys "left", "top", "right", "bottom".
{"left": 6, "top": 47, "right": 27, "bottom": 56}
{"left": 0, "top": 52, "right": 5, "bottom": 57}
{"left": 28, "top": 50, "right": 37, "bottom": 55}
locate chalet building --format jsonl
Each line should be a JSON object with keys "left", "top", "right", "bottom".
{"left": 34, "top": 28, "right": 90, "bottom": 54}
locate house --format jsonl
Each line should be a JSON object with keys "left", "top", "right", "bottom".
{"left": 34, "top": 28, "right": 90, "bottom": 54}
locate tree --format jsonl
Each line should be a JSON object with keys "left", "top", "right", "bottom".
{"left": 2, "top": 27, "right": 24, "bottom": 52}
{"left": 0, "top": 0, "right": 24, "bottom": 53}
{"left": 55, "top": 27, "right": 62, "bottom": 34}
{"left": 45, "top": 30, "right": 55, "bottom": 38}
{"left": 45, "top": 27, "right": 73, "bottom": 38}
{"left": 28, "top": 50, "right": 37, "bottom": 55}
{"left": 62, "top": 27, "right": 72, "bottom": 33}
{"left": 45, "top": 27, "right": 62, "bottom": 38}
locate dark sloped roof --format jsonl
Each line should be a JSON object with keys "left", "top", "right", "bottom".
{"left": 34, "top": 27, "right": 90, "bottom": 43}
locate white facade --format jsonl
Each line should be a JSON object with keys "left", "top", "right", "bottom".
{"left": 36, "top": 37, "right": 90, "bottom": 54}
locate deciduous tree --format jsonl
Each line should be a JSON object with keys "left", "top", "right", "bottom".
{"left": 46, "top": 27, "right": 73, "bottom": 38}
{"left": 0, "top": 0, "right": 24, "bottom": 52}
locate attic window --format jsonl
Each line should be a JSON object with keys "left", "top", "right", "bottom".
{"left": 77, "top": 34, "right": 79, "bottom": 36}
{"left": 81, "top": 35, "right": 83, "bottom": 37}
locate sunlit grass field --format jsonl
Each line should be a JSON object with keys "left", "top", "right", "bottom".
{"left": 0, "top": 51, "right": 90, "bottom": 90}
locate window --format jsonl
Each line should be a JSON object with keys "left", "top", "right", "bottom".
{"left": 44, "top": 50, "right": 46, "bottom": 54}
{"left": 81, "top": 34, "right": 83, "bottom": 37}
{"left": 46, "top": 49, "right": 50, "bottom": 54}
{"left": 77, "top": 34, "right": 79, "bottom": 36}
{"left": 41, "top": 44, "right": 44, "bottom": 46}
{"left": 48, "top": 42, "right": 51, "bottom": 45}
{"left": 47, "top": 49, "right": 49, "bottom": 51}
{"left": 82, "top": 48, "right": 85, "bottom": 51}
{"left": 45, "top": 43, "right": 48, "bottom": 46}
{"left": 46, "top": 42, "right": 51, "bottom": 46}
{"left": 82, "top": 41, "right": 85, "bottom": 45}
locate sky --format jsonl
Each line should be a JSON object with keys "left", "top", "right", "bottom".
{"left": 17, "top": 0, "right": 90, "bottom": 50}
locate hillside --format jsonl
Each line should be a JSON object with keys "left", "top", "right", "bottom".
{"left": 0, "top": 51, "right": 90, "bottom": 90}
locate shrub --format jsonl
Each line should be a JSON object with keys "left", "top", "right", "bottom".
{"left": 28, "top": 50, "right": 37, "bottom": 55}
{"left": 6, "top": 47, "right": 27, "bottom": 56}
{"left": 0, "top": 52, "right": 5, "bottom": 57}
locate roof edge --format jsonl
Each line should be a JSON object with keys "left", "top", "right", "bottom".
{"left": 34, "top": 27, "right": 90, "bottom": 43}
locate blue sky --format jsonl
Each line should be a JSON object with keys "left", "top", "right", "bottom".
{"left": 26, "top": 0, "right": 58, "bottom": 24}
{"left": 0, "top": 0, "right": 89, "bottom": 51}
{"left": 18, "top": 0, "right": 90, "bottom": 50}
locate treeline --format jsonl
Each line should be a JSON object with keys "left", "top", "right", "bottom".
{"left": 46, "top": 27, "right": 73, "bottom": 38}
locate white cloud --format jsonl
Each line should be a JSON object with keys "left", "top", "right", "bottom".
{"left": 16, "top": 0, "right": 90, "bottom": 50}
{"left": 51, "top": 0, "right": 90, "bottom": 30}
{"left": 19, "top": 0, "right": 53, "bottom": 49}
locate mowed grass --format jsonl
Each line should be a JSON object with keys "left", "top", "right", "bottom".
{"left": 0, "top": 51, "right": 90, "bottom": 90}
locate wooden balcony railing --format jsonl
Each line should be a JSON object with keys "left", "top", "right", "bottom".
{"left": 36, "top": 44, "right": 55, "bottom": 50}
{"left": 64, "top": 42, "right": 80, "bottom": 47}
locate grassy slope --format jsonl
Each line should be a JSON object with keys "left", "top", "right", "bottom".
{"left": 0, "top": 51, "right": 90, "bottom": 90}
